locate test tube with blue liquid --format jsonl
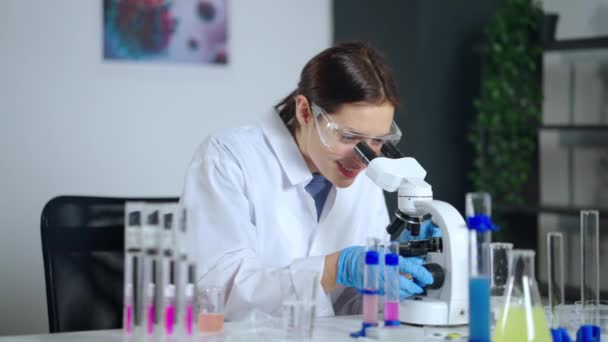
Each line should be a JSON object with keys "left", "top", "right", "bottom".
{"left": 384, "top": 241, "right": 400, "bottom": 327}
{"left": 579, "top": 210, "right": 602, "bottom": 339}
{"left": 363, "top": 238, "right": 380, "bottom": 328}
{"left": 466, "top": 192, "right": 493, "bottom": 342}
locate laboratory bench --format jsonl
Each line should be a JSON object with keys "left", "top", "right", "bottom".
{"left": 0, "top": 315, "right": 469, "bottom": 341}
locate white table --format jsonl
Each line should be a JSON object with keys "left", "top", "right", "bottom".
{"left": 0, "top": 316, "right": 469, "bottom": 341}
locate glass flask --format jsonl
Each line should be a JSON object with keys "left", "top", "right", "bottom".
{"left": 493, "top": 249, "right": 551, "bottom": 342}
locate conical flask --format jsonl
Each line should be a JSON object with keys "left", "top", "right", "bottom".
{"left": 493, "top": 250, "right": 551, "bottom": 342}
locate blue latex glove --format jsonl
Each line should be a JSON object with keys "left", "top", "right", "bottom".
{"left": 398, "top": 220, "right": 441, "bottom": 242}
{"left": 336, "top": 246, "right": 434, "bottom": 300}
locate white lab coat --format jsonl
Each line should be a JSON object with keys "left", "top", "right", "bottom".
{"left": 181, "top": 110, "right": 389, "bottom": 320}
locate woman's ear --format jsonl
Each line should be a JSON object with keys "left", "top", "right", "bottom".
{"left": 294, "top": 95, "right": 313, "bottom": 127}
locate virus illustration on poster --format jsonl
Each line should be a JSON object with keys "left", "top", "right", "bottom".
{"left": 103, "top": 0, "right": 228, "bottom": 64}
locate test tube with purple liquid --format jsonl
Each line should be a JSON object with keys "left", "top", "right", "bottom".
{"left": 160, "top": 209, "right": 176, "bottom": 336}
{"left": 384, "top": 241, "right": 400, "bottom": 327}
{"left": 142, "top": 208, "right": 161, "bottom": 336}
{"left": 184, "top": 264, "right": 196, "bottom": 335}
{"left": 123, "top": 204, "right": 143, "bottom": 336}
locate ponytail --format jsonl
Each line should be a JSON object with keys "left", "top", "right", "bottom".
{"left": 274, "top": 89, "right": 298, "bottom": 130}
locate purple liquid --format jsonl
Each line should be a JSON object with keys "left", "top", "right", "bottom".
{"left": 384, "top": 301, "right": 399, "bottom": 322}
{"left": 147, "top": 305, "right": 155, "bottom": 335}
{"left": 165, "top": 305, "right": 175, "bottom": 335}
{"left": 185, "top": 304, "right": 194, "bottom": 335}
{"left": 362, "top": 294, "right": 378, "bottom": 324}
{"left": 124, "top": 305, "right": 132, "bottom": 334}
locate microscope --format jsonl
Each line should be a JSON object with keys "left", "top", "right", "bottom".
{"left": 355, "top": 142, "right": 469, "bottom": 326}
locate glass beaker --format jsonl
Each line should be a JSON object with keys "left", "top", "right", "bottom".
{"left": 493, "top": 250, "right": 551, "bottom": 342}
{"left": 197, "top": 286, "right": 225, "bottom": 334}
{"left": 280, "top": 269, "right": 319, "bottom": 340}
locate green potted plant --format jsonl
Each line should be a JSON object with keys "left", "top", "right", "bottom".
{"left": 469, "top": 0, "right": 543, "bottom": 213}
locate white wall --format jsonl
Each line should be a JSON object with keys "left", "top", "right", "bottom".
{"left": 0, "top": 0, "right": 331, "bottom": 336}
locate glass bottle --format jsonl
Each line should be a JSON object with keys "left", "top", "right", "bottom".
{"left": 493, "top": 249, "right": 551, "bottom": 342}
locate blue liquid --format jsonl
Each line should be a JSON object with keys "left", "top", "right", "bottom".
{"left": 469, "top": 277, "right": 490, "bottom": 342}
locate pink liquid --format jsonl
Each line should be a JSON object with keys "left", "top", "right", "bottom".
{"left": 384, "top": 301, "right": 399, "bottom": 322}
{"left": 124, "top": 305, "right": 132, "bottom": 334}
{"left": 147, "top": 305, "right": 155, "bottom": 335}
{"left": 362, "top": 294, "right": 379, "bottom": 324}
{"left": 164, "top": 305, "right": 175, "bottom": 335}
{"left": 198, "top": 313, "right": 224, "bottom": 333}
{"left": 185, "top": 304, "right": 194, "bottom": 335}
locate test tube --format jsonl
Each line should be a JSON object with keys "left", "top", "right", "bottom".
{"left": 163, "top": 264, "right": 176, "bottom": 335}
{"left": 160, "top": 208, "right": 176, "bottom": 336}
{"left": 362, "top": 238, "right": 380, "bottom": 327}
{"left": 174, "top": 207, "right": 188, "bottom": 332}
{"left": 466, "top": 192, "right": 493, "bottom": 342}
{"left": 140, "top": 206, "right": 160, "bottom": 336}
{"left": 123, "top": 203, "right": 143, "bottom": 335}
{"left": 384, "top": 241, "right": 400, "bottom": 327}
{"left": 547, "top": 232, "right": 565, "bottom": 328}
{"left": 580, "top": 210, "right": 600, "bottom": 325}
{"left": 184, "top": 264, "right": 196, "bottom": 336}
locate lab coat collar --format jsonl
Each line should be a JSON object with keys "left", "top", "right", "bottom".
{"left": 260, "top": 110, "right": 313, "bottom": 187}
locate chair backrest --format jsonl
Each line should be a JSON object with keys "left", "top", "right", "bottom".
{"left": 40, "top": 195, "right": 179, "bottom": 333}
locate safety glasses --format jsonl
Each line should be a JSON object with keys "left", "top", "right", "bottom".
{"left": 310, "top": 102, "right": 402, "bottom": 153}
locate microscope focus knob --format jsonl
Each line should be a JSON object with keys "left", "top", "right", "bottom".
{"left": 422, "top": 263, "right": 445, "bottom": 290}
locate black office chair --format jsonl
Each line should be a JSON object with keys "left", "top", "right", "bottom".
{"left": 41, "top": 195, "right": 179, "bottom": 333}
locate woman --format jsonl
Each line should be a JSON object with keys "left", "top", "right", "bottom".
{"left": 181, "top": 42, "right": 437, "bottom": 320}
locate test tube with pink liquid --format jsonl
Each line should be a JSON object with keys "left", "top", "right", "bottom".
{"left": 362, "top": 238, "right": 380, "bottom": 327}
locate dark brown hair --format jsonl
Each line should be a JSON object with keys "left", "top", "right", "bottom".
{"left": 274, "top": 41, "right": 399, "bottom": 129}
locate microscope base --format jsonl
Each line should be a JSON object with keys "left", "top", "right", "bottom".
{"left": 400, "top": 298, "right": 468, "bottom": 326}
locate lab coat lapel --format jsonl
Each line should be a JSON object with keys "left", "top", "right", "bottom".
{"left": 259, "top": 111, "right": 318, "bottom": 251}
{"left": 259, "top": 111, "right": 311, "bottom": 187}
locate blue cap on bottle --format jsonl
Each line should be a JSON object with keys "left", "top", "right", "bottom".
{"left": 551, "top": 328, "right": 572, "bottom": 342}
{"left": 466, "top": 214, "right": 498, "bottom": 232}
{"left": 576, "top": 325, "right": 600, "bottom": 342}
{"left": 385, "top": 253, "right": 399, "bottom": 266}
{"left": 365, "top": 250, "right": 379, "bottom": 265}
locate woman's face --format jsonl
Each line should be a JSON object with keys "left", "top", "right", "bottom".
{"left": 294, "top": 95, "right": 395, "bottom": 188}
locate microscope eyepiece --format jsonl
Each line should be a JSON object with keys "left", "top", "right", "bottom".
{"left": 354, "top": 142, "right": 377, "bottom": 165}
{"left": 380, "top": 142, "right": 404, "bottom": 159}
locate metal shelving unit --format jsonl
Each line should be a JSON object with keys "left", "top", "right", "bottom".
{"left": 536, "top": 35, "right": 608, "bottom": 301}
{"left": 544, "top": 36, "right": 608, "bottom": 51}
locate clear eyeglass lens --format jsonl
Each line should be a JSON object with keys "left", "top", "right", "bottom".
{"left": 313, "top": 103, "right": 400, "bottom": 152}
